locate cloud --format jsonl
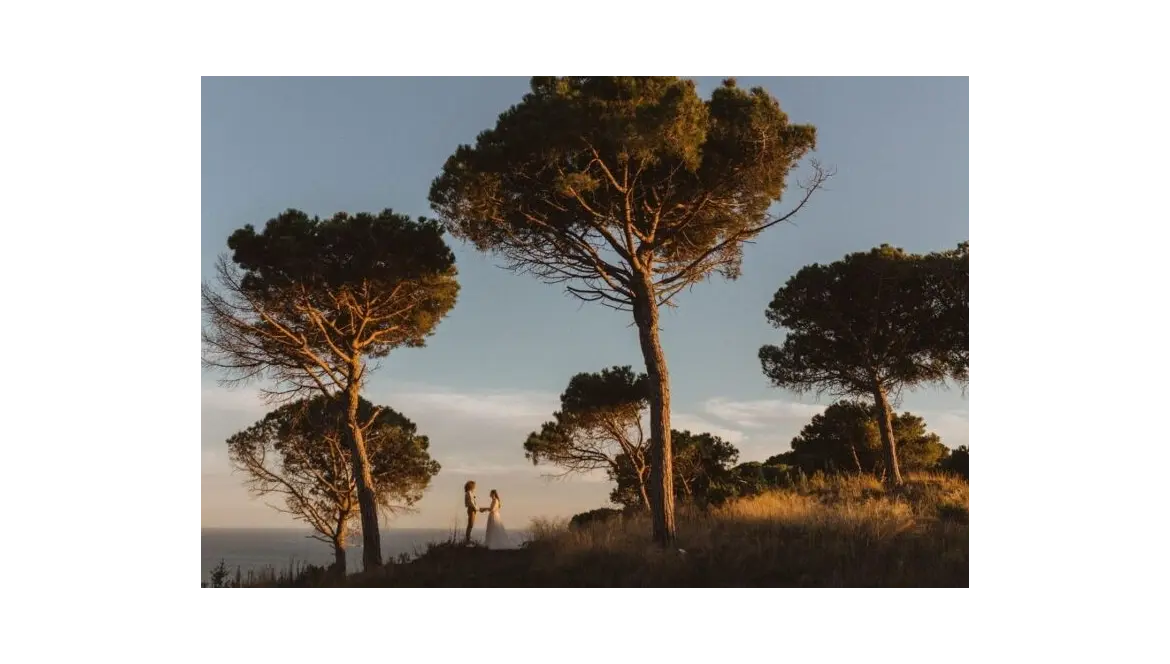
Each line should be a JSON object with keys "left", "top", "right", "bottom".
{"left": 201, "top": 383, "right": 559, "bottom": 426}
{"left": 201, "top": 385, "right": 269, "bottom": 415}
{"left": 670, "top": 413, "right": 745, "bottom": 445}
{"left": 682, "top": 397, "right": 830, "bottom": 462}
{"left": 701, "top": 397, "right": 826, "bottom": 429}
{"left": 920, "top": 409, "right": 969, "bottom": 448}
{"left": 441, "top": 457, "right": 537, "bottom": 476}
{"left": 698, "top": 395, "right": 968, "bottom": 453}
{"left": 383, "top": 387, "right": 558, "bottom": 426}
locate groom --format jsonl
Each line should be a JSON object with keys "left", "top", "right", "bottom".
{"left": 463, "top": 480, "right": 478, "bottom": 545}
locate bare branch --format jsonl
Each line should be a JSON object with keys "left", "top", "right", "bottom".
{"left": 655, "top": 161, "right": 834, "bottom": 294}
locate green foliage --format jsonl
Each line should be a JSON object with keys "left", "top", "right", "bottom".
{"left": 523, "top": 366, "right": 651, "bottom": 495}
{"left": 759, "top": 243, "right": 968, "bottom": 399}
{"left": 203, "top": 207, "right": 461, "bottom": 566}
{"left": 923, "top": 242, "right": 969, "bottom": 383}
{"left": 428, "top": 77, "right": 824, "bottom": 306}
{"left": 721, "top": 461, "right": 804, "bottom": 500}
{"left": 430, "top": 77, "right": 829, "bottom": 544}
{"left": 776, "top": 400, "right": 950, "bottom": 476}
{"left": 758, "top": 243, "right": 968, "bottom": 487}
{"left": 570, "top": 508, "right": 624, "bottom": 529}
{"left": 203, "top": 207, "right": 459, "bottom": 390}
{"left": 939, "top": 445, "right": 969, "bottom": 479}
{"left": 226, "top": 395, "right": 441, "bottom": 542}
{"left": 209, "top": 558, "right": 231, "bottom": 589}
{"left": 557, "top": 365, "right": 649, "bottom": 429}
{"left": 226, "top": 209, "right": 459, "bottom": 352}
{"left": 609, "top": 430, "right": 740, "bottom": 508}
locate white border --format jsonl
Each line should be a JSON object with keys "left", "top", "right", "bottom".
{"left": 18, "top": 0, "right": 1151, "bottom": 660}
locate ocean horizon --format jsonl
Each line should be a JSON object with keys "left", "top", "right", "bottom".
{"left": 201, "top": 527, "right": 530, "bottom": 584}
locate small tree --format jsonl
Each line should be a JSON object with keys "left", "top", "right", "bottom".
{"left": 202, "top": 209, "right": 459, "bottom": 568}
{"left": 769, "top": 400, "right": 949, "bottom": 477}
{"left": 205, "top": 560, "right": 232, "bottom": 588}
{"left": 611, "top": 429, "right": 739, "bottom": 508}
{"left": 227, "top": 396, "right": 441, "bottom": 575}
{"left": 759, "top": 244, "right": 968, "bottom": 487}
{"left": 940, "top": 445, "right": 969, "bottom": 480}
{"left": 672, "top": 430, "right": 740, "bottom": 505}
{"left": 431, "top": 77, "right": 830, "bottom": 545}
{"left": 722, "top": 461, "right": 800, "bottom": 500}
{"left": 524, "top": 366, "right": 653, "bottom": 509}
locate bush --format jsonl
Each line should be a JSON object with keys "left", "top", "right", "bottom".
{"left": 570, "top": 507, "right": 623, "bottom": 529}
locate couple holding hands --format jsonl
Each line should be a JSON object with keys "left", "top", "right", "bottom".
{"left": 463, "top": 481, "right": 516, "bottom": 549}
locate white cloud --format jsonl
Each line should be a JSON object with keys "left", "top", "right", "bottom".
{"left": 202, "top": 383, "right": 558, "bottom": 424}
{"left": 670, "top": 413, "right": 745, "bottom": 444}
{"left": 702, "top": 397, "right": 826, "bottom": 429}
{"left": 921, "top": 409, "right": 969, "bottom": 448}
{"left": 201, "top": 385, "right": 269, "bottom": 415}
{"left": 441, "top": 457, "right": 537, "bottom": 476}
{"left": 383, "top": 387, "right": 557, "bottom": 426}
{"left": 678, "top": 396, "right": 831, "bottom": 462}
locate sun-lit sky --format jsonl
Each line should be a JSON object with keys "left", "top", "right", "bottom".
{"left": 201, "top": 76, "right": 969, "bottom": 529}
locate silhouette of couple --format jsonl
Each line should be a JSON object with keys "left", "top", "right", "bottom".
{"left": 463, "top": 481, "right": 515, "bottom": 549}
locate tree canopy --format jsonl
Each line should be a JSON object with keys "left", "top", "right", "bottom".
{"left": 203, "top": 207, "right": 459, "bottom": 567}
{"left": 429, "top": 77, "right": 828, "bottom": 311}
{"left": 524, "top": 366, "right": 653, "bottom": 509}
{"left": 767, "top": 400, "right": 950, "bottom": 476}
{"left": 939, "top": 445, "right": 969, "bottom": 479}
{"left": 758, "top": 244, "right": 968, "bottom": 399}
{"left": 226, "top": 395, "right": 440, "bottom": 574}
{"left": 430, "top": 76, "right": 831, "bottom": 545}
{"left": 758, "top": 243, "right": 968, "bottom": 485}
{"left": 722, "top": 461, "right": 802, "bottom": 499}
{"left": 610, "top": 430, "right": 740, "bottom": 509}
{"left": 203, "top": 209, "right": 460, "bottom": 399}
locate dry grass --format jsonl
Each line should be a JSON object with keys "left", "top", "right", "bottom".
{"left": 245, "top": 472, "right": 967, "bottom": 587}
{"left": 520, "top": 472, "right": 968, "bottom": 587}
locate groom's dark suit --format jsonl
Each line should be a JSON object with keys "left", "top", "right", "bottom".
{"left": 464, "top": 489, "right": 478, "bottom": 543}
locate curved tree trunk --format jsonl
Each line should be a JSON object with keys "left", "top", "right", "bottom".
{"left": 345, "top": 376, "right": 382, "bottom": 570}
{"left": 871, "top": 382, "right": 903, "bottom": 487}
{"left": 637, "top": 467, "right": 652, "bottom": 512}
{"left": 632, "top": 282, "right": 676, "bottom": 547}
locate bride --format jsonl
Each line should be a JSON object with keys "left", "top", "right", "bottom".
{"left": 481, "top": 489, "right": 518, "bottom": 550}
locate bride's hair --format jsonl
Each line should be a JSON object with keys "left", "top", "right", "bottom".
{"left": 464, "top": 481, "right": 476, "bottom": 492}
{"left": 490, "top": 489, "right": 500, "bottom": 505}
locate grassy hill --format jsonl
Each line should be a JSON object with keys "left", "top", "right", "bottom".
{"left": 241, "top": 472, "right": 967, "bottom": 588}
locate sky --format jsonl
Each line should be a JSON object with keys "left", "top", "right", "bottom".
{"left": 201, "top": 76, "right": 969, "bottom": 530}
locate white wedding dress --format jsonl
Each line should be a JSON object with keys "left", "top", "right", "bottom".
{"left": 484, "top": 497, "right": 517, "bottom": 550}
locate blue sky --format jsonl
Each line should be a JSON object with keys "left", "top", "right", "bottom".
{"left": 201, "top": 77, "right": 969, "bottom": 529}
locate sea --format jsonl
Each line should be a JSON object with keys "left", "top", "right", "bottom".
{"left": 201, "top": 528, "right": 528, "bottom": 584}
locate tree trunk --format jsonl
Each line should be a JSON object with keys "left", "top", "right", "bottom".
{"left": 332, "top": 536, "right": 347, "bottom": 577}
{"left": 344, "top": 376, "right": 382, "bottom": 569}
{"left": 871, "top": 381, "right": 903, "bottom": 487}
{"left": 850, "top": 444, "right": 864, "bottom": 474}
{"left": 632, "top": 281, "right": 676, "bottom": 547}
{"left": 637, "top": 467, "right": 652, "bottom": 512}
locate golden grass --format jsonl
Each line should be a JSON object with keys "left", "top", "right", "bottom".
{"left": 252, "top": 472, "right": 968, "bottom": 587}
{"left": 521, "top": 472, "right": 968, "bottom": 587}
